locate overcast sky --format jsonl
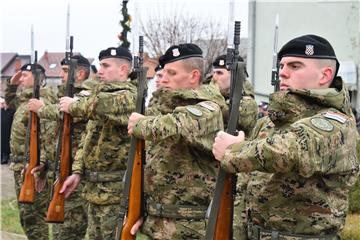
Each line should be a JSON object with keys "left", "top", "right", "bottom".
{"left": 0, "top": 0, "right": 248, "bottom": 65}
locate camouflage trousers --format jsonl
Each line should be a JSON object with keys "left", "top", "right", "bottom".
{"left": 13, "top": 170, "right": 50, "bottom": 240}
{"left": 87, "top": 202, "right": 121, "bottom": 240}
{"left": 52, "top": 183, "right": 88, "bottom": 240}
{"left": 233, "top": 173, "right": 251, "bottom": 240}
{"left": 138, "top": 215, "right": 207, "bottom": 240}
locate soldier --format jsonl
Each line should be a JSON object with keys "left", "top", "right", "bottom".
{"left": 58, "top": 46, "right": 137, "bottom": 239}
{"left": 5, "top": 63, "right": 56, "bottom": 240}
{"left": 212, "top": 54, "right": 258, "bottom": 240}
{"left": 127, "top": 43, "right": 227, "bottom": 239}
{"left": 212, "top": 34, "right": 360, "bottom": 239}
{"left": 28, "top": 55, "right": 93, "bottom": 240}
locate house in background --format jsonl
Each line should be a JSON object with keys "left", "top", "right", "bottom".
{"left": 0, "top": 53, "right": 31, "bottom": 96}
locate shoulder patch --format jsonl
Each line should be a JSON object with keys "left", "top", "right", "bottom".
{"left": 310, "top": 117, "right": 334, "bottom": 132}
{"left": 198, "top": 102, "right": 216, "bottom": 112}
{"left": 78, "top": 90, "right": 91, "bottom": 97}
{"left": 186, "top": 106, "right": 203, "bottom": 117}
{"left": 323, "top": 111, "right": 347, "bottom": 124}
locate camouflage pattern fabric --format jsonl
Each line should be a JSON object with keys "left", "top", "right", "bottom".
{"left": 132, "top": 84, "right": 226, "bottom": 239}
{"left": 221, "top": 79, "right": 360, "bottom": 235}
{"left": 87, "top": 202, "right": 121, "bottom": 240}
{"left": 68, "top": 80, "right": 136, "bottom": 237}
{"left": 5, "top": 84, "right": 56, "bottom": 240}
{"left": 70, "top": 80, "right": 137, "bottom": 204}
{"left": 13, "top": 170, "right": 51, "bottom": 240}
{"left": 38, "top": 81, "right": 95, "bottom": 240}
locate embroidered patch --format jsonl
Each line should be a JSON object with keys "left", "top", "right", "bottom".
{"left": 198, "top": 102, "right": 216, "bottom": 112}
{"left": 186, "top": 106, "right": 203, "bottom": 117}
{"left": 310, "top": 117, "right": 333, "bottom": 132}
{"left": 78, "top": 90, "right": 91, "bottom": 97}
{"left": 323, "top": 112, "right": 347, "bottom": 124}
{"left": 305, "top": 45, "right": 314, "bottom": 55}
{"left": 172, "top": 48, "right": 180, "bottom": 57}
{"left": 110, "top": 49, "right": 117, "bottom": 56}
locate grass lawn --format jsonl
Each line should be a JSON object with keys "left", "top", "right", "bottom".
{"left": 1, "top": 198, "right": 359, "bottom": 239}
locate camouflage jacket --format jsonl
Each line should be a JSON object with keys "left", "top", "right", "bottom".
{"left": 221, "top": 79, "right": 360, "bottom": 234}
{"left": 69, "top": 80, "right": 137, "bottom": 205}
{"left": 37, "top": 79, "right": 98, "bottom": 171}
{"left": 133, "top": 84, "right": 226, "bottom": 208}
{"left": 5, "top": 84, "right": 57, "bottom": 172}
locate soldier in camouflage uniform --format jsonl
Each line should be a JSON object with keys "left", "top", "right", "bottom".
{"left": 127, "top": 43, "right": 227, "bottom": 239}
{"left": 211, "top": 54, "right": 258, "bottom": 240}
{"left": 213, "top": 35, "right": 360, "bottom": 239}
{"left": 58, "top": 46, "right": 137, "bottom": 239}
{"left": 5, "top": 63, "right": 56, "bottom": 240}
{"left": 28, "top": 55, "right": 95, "bottom": 240}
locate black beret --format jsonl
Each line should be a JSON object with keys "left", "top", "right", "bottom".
{"left": 212, "top": 54, "right": 244, "bottom": 68}
{"left": 98, "top": 46, "right": 132, "bottom": 61}
{"left": 61, "top": 55, "right": 91, "bottom": 67}
{"left": 160, "top": 43, "right": 203, "bottom": 66}
{"left": 278, "top": 34, "right": 339, "bottom": 78}
{"left": 20, "top": 63, "right": 45, "bottom": 74}
{"left": 278, "top": 34, "right": 338, "bottom": 60}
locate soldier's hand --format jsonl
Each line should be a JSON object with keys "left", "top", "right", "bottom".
{"left": 130, "top": 218, "right": 143, "bottom": 235}
{"left": 59, "top": 97, "right": 76, "bottom": 113}
{"left": 28, "top": 99, "right": 44, "bottom": 113}
{"left": 10, "top": 71, "right": 22, "bottom": 85}
{"left": 128, "top": 112, "right": 145, "bottom": 135}
{"left": 212, "top": 130, "right": 245, "bottom": 161}
{"left": 34, "top": 174, "right": 47, "bottom": 192}
{"left": 60, "top": 173, "right": 81, "bottom": 198}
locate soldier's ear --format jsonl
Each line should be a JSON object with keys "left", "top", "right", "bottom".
{"left": 319, "top": 66, "right": 334, "bottom": 87}
{"left": 190, "top": 69, "right": 201, "bottom": 85}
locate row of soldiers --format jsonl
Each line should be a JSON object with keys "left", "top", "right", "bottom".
{"left": 5, "top": 34, "right": 359, "bottom": 240}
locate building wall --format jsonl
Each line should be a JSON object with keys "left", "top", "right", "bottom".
{"left": 247, "top": 0, "right": 360, "bottom": 107}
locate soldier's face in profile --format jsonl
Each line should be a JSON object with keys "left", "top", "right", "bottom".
{"left": 98, "top": 58, "right": 123, "bottom": 82}
{"left": 212, "top": 68, "right": 230, "bottom": 91}
{"left": 279, "top": 57, "right": 324, "bottom": 90}
{"left": 155, "top": 69, "right": 164, "bottom": 89}
{"left": 19, "top": 71, "right": 35, "bottom": 88}
{"left": 60, "top": 65, "right": 69, "bottom": 83}
{"left": 162, "top": 61, "right": 196, "bottom": 90}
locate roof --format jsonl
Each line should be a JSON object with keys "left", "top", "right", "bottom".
{"left": 38, "top": 52, "right": 94, "bottom": 78}
{"left": 1, "top": 53, "right": 31, "bottom": 78}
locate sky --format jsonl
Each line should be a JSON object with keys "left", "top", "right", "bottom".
{"left": 0, "top": 0, "right": 249, "bottom": 65}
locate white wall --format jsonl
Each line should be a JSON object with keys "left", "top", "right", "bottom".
{"left": 248, "top": 0, "right": 360, "bottom": 108}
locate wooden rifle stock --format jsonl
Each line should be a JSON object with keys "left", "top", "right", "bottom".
{"left": 18, "top": 111, "right": 39, "bottom": 203}
{"left": 115, "top": 35, "right": 147, "bottom": 240}
{"left": 19, "top": 51, "right": 41, "bottom": 204}
{"left": 205, "top": 21, "right": 243, "bottom": 239}
{"left": 213, "top": 174, "right": 235, "bottom": 239}
{"left": 46, "top": 113, "right": 72, "bottom": 222}
{"left": 47, "top": 36, "right": 75, "bottom": 222}
{"left": 120, "top": 139, "right": 144, "bottom": 240}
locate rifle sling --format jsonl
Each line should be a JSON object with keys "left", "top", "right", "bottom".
{"left": 84, "top": 170, "right": 125, "bottom": 183}
{"left": 146, "top": 201, "right": 207, "bottom": 220}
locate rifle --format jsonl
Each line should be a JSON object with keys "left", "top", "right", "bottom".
{"left": 271, "top": 14, "right": 280, "bottom": 92}
{"left": 115, "top": 36, "right": 148, "bottom": 240}
{"left": 18, "top": 51, "right": 41, "bottom": 204}
{"left": 46, "top": 36, "right": 77, "bottom": 223}
{"left": 205, "top": 21, "right": 246, "bottom": 240}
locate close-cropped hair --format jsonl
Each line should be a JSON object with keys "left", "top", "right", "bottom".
{"left": 114, "top": 58, "right": 132, "bottom": 73}
{"left": 316, "top": 59, "right": 337, "bottom": 79}
{"left": 76, "top": 65, "right": 90, "bottom": 79}
{"left": 182, "top": 57, "right": 205, "bottom": 79}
